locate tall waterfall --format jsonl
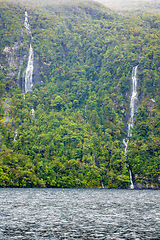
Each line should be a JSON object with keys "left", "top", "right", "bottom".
{"left": 123, "top": 65, "right": 138, "bottom": 189}
{"left": 128, "top": 66, "right": 138, "bottom": 138}
{"left": 25, "top": 44, "right": 34, "bottom": 93}
{"left": 24, "top": 11, "right": 34, "bottom": 93}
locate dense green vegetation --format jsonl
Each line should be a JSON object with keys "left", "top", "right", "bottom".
{"left": 0, "top": 0, "right": 160, "bottom": 188}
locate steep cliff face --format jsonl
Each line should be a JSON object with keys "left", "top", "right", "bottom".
{"left": 2, "top": 43, "right": 41, "bottom": 93}
{"left": 3, "top": 42, "right": 26, "bottom": 91}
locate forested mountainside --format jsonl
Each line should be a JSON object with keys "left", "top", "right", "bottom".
{"left": 0, "top": 0, "right": 160, "bottom": 188}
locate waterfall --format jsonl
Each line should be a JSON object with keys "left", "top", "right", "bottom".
{"left": 23, "top": 11, "right": 34, "bottom": 93}
{"left": 123, "top": 65, "right": 138, "bottom": 189}
{"left": 123, "top": 138, "right": 128, "bottom": 157}
{"left": 128, "top": 66, "right": 138, "bottom": 138}
{"left": 129, "top": 169, "right": 134, "bottom": 189}
{"left": 24, "top": 11, "right": 32, "bottom": 36}
{"left": 14, "top": 130, "right": 18, "bottom": 141}
{"left": 31, "top": 108, "right": 35, "bottom": 118}
{"left": 25, "top": 44, "right": 34, "bottom": 93}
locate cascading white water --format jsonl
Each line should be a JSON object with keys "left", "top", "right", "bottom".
{"left": 123, "top": 65, "right": 138, "bottom": 189}
{"left": 25, "top": 44, "right": 34, "bottom": 93}
{"left": 123, "top": 138, "right": 128, "bottom": 157}
{"left": 24, "top": 11, "right": 32, "bottom": 35}
{"left": 128, "top": 66, "right": 138, "bottom": 138}
{"left": 31, "top": 108, "right": 35, "bottom": 118}
{"left": 14, "top": 130, "right": 18, "bottom": 141}
{"left": 129, "top": 169, "right": 134, "bottom": 189}
{"left": 23, "top": 11, "right": 34, "bottom": 93}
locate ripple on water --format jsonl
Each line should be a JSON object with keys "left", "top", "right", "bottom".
{"left": 0, "top": 188, "right": 160, "bottom": 240}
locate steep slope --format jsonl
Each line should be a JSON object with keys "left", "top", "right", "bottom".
{"left": 0, "top": 1, "right": 160, "bottom": 188}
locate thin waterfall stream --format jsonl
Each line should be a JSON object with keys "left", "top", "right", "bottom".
{"left": 14, "top": 130, "right": 18, "bottom": 141}
{"left": 24, "top": 11, "right": 34, "bottom": 93}
{"left": 24, "top": 11, "right": 32, "bottom": 36}
{"left": 123, "top": 65, "right": 138, "bottom": 189}
{"left": 25, "top": 44, "right": 34, "bottom": 93}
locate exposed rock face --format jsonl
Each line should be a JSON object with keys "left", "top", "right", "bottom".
{"left": 4, "top": 42, "right": 24, "bottom": 90}
{"left": 133, "top": 182, "right": 159, "bottom": 189}
{"left": 3, "top": 46, "right": 15, "bottom": 69}
{"left": 3, "top": 42, "right": 40, "bottom": 92}
{"left": 2, "top": 10, "right": 40, "bottom": 92}
{"left": 133, "top": 182, "right": 144, "bottom": 189}
{"left": 146, "top": 184, "right": 159, "bottom": 189}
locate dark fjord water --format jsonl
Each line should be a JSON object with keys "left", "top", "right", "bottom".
{"left": 0, "top": 188, "right": 160, "bottom": 240}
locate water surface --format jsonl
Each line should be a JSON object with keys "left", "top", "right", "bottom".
{"left": 0, "top": 188, "right": 160, "bottom": 239}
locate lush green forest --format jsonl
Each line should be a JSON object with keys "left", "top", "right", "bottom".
{"left": 0, "top": 0, "right": 160, "bottom": 188}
